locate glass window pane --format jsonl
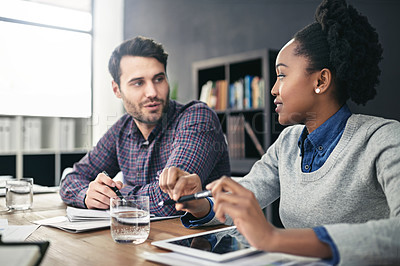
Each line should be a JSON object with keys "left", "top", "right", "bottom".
{"left": 0, "top": 0, "right": 92, "bottom": 31}
{"left": 0, "top": 21, "right": 92, "bottom": 117}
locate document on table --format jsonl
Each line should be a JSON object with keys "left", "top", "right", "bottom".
{"left": 66, "top": 206, "right": 181, "bottom": 222}
{"left": 33, "top": 216, "right": 110, "bottom": 233}
{"left": 141, "top": 251, "right": 327, "bottom": 266}
{"left": 0, "top": 219, "right": 39, "bottom": 242}
{"left": 33, "top": 206, "right": 181, "bottom": 233}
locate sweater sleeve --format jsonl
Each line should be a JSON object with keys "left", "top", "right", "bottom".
{"left": 238, "top": 129, "right": 283, "bottom": 209}
{"left": 324, "top": 120, "right": 400, "bottom": 265}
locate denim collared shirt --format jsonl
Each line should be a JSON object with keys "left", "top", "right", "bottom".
{"left": 298, "top": 104, "right": 352, "bottom": 173}
{"left": 298, "top": 104, "right": 352, "bottom": 265}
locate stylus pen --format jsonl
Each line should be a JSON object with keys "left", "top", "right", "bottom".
{"left": 158, "top": 190, "right": 212, "bottom": 206}
{"left": 102, "top": 171, "right": 125, "bottom": 201}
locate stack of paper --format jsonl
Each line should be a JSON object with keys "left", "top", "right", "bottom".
{"left": 34, "top": 216, "right": 110, "bottom": 233}
{"left": 34, "top": 207, "right": 181, "bottom": 233}
{"left": 141, "top": 251, "right": 326, "bottom": 266}
{"left": 0, "top": 218, "right": 39, "bottom": 242}
{"left": 34, "top": 207, "right": 110, "bottom": 233}
{"left": 66, "top": 206, "right": 110, "bottom": 222}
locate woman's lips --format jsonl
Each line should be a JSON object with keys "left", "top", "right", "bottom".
{"left": 274, "top": 100, "right": 282, "bottom": 113}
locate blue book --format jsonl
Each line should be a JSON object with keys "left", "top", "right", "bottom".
{"left": 244, "top": 75, "right": 253, "bottom": 108}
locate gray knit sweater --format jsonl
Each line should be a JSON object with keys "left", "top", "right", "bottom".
{"left": 209, "top": 114, "right": 400, "bottom": 265}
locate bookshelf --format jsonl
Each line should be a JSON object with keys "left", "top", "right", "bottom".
{"left": 193, "top": 49, "right": 285, "bottom": 176}
{"left": 0, "top": 116, "right": 92, "bottom": 186}
{"left": 193, "top": 49, "right": 285, "bottom": 228}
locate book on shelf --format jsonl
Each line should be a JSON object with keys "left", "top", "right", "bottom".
{"left": 199, "top": 80, "right": 212, "bottom": 106}
{"left": 199, "top": 76, "right": 265, "bottom": 111}
{"left": 0, "top": 117, "right": 12, "bottom": 152}
{"left": 227, "top": 115, "right": 265, "bottom": 159}
{"left": 251, "top": 76, "right": 265, "bottom": 108}
{"left": 228, "top": 76, "right": 265, "bottom": 110}
{"left": 244, "top": 121, "right": 265, "bottom": 157}
{"left": 60, "top": 119, "right": 75, "bottom": 151}
{"left": 258, "top": 78, "right": 265, "bottom": 109}
{"left": 227, "top": 115, "right": 245, "bottom": 159}
{"left": 23, "top": 118, "right": 41, "bottom": 151}
{"left": 199, "top": 80, "right": 228, "bottom": 110}
{"left": 244, "top": 75, "right": 253, "bottom": 109}
{"left": 231, "top": 79, "right": 244, "bottom": 110}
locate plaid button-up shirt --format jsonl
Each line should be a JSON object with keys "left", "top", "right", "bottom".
{"left": 60, "top": 100, "right": 230, "bottom": 216}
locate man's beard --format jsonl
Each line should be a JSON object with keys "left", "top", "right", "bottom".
{"left": 127, "top": 90, "right": 170, "bottom": 125}
{"left": 133, "top": 97, "right": 170, "bottom": 125}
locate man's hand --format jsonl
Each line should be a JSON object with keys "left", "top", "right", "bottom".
{"left": 159, "top": 166, "right": 210, "bottom": 218}
{"left": 85, "top": 172, "right": 123, "bottom": 209}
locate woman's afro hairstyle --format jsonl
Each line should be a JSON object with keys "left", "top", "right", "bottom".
{"left": 293, "top": 0, "right": 383, "bottom": 105}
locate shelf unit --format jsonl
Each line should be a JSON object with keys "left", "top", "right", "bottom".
{"left": 0, "top": 116, "right": 92, "bottom": 186}
{"left": 193, "top": 49, "right": 285, "bottom": 227}
{"left": 193, "top": 49, "right": 286, "bottom": 176}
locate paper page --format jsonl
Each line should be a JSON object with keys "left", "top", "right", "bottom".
{"left": 34, "top": 214, "right": 180, "bottom": 233}
{"left": 66, "top": 206, "right": 110, "bottom": 221}
{"left": 66, "top": 206, "right": 179, "bottom": 222}
{"left": 0, "top": 219, "right": 39, "bottom": 242}
{"left": 141, "top": 251, "right": 326, "bottom": 266}
{"left": 33, "top": 216, "right": 110, "bottom": 233}
{"left": 1, "top": 225, "right": 39, "bottom": 242}
{"left": 0, "top": 218, "right": 8, "bottom": 230}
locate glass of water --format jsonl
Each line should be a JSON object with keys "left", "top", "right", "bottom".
{"left": 110, "top": 195, "right": 150, "bottom": 244}
{"left": 5, "top": 178, "right": 33, "bottom": 210}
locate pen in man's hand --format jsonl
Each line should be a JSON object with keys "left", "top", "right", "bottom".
{"left": 102, "top": 171, "right": 125, "bottom": 201}
{"left": 158, "top": 190, "right": 212, "bottom": 206}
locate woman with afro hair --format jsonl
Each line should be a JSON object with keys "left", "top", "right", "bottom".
{"left": 159, "top": 0, "right": 400, "bottom": 264}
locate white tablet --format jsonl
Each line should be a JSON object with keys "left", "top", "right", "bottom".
{"left": 151, "top": 226, "right": 260, "bottom": 262}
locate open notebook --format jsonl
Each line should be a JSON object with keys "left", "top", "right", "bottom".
{"left": 34, "top": 206, "right": 180, "bottom": 233}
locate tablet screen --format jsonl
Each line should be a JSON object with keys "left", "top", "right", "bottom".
{"left": 152, "top": 226, "right": 260, "bottom": 262}
{"left": 169, "top": 227, "right": 250, "bottom": 254}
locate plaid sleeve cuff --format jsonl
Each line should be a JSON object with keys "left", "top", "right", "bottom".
{"left": 180, "top": 197, "right": 215, "bottom": 228}
{"left": 77, "top": 189, "right": 88, "bottom": 209}
{"left": 313, "top": 226, "right": 340, "bottom": 265}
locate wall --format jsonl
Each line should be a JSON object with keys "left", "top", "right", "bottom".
{"left": 92, "top": 0, "right": 125, "bottom": 145}
{"left": 124, "top": 0, "right": 400, "bottom": 122}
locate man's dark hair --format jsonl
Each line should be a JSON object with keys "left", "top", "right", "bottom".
{"left": 108, "top": 36, "right": 169, "bottom": 87}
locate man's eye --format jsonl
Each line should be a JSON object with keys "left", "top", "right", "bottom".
{"left": 133, "top": 81, "right": 144, "bottom": 86}
{"left": 154, "top": 76, "right": 165, "bottom": 83}
{"left": 277, "top": 74, "right": 285, "bottom": 79}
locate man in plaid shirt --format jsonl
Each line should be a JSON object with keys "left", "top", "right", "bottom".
{"left": 59, "top": 36, "right": 230, "bottom": 216}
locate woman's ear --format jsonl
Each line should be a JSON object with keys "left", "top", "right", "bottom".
{"left": 315, "top": 68, "right": 332, "bottom": 94}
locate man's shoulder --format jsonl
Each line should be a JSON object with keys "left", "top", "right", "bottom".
{"left": 106, "top": 113, "right": 132, "bottom": 133}
{"left": 175, "top": 100, "right": 213, "bottom": 113}
{"left": 174, "top": 100, "right": 218, "bottom": 125}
